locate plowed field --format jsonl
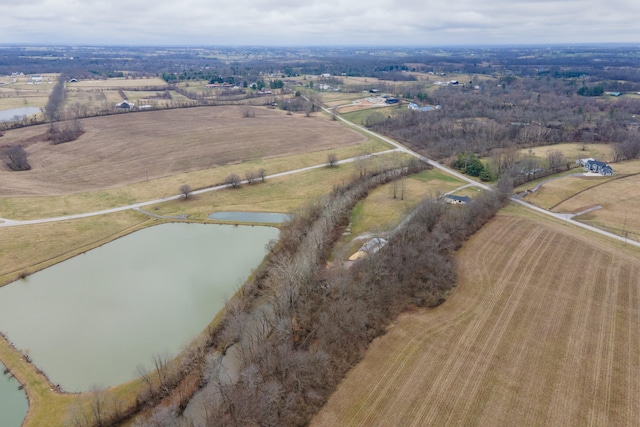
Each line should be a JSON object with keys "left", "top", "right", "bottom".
{"left": 312, "top": 213, "right": 640, "bottom": 426}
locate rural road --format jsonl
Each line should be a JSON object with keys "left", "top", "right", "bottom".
{"left": 322, "top": 104, "right": 640, "bottom": 248}
{"left": 0, "top": 149, "right": 399, "bottom": 228}
{"left": 1, "top": 105, "right": 638, "bottom": 250}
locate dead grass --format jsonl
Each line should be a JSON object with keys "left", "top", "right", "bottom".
{"left": 0, "top": 211, "right": 151, "bottom": 287}
{"left": 554, "top": 173, "right": 640, "bottom": 241}
{"left": 518, "top": 143, "right": 614, "bottom": 162}
{"left": 0, "top": 105, "right": 368, "bottom": 197}
{"left": 312, "top": 206, "right": 640, "bottom": 427}
{"left": 522, "top": 174, "right": 616, "bottom": 209}
{"left": 348, "top": 170, "right": 464, "bottom": 239}
{"left": 69, "top": 77, "right": 168, "bottom": 89}
{"left": 0, "top": 138, "right": 388, "bottom": 221}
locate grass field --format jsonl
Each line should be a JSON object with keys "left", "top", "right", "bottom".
{"left": 0, "top": 210, "right": 150, "bottom": 287}
{"left": 521, "top": 174, "right": 616, "bottom": 209}
{"left": 519, "top": 159, "right": 640, "bottom": 240}
{"left": 554, "top": 173, "right": 640, "bottom": 241}
{"left": 0, "top": 105, "right": 369, "bottom": 198}
{"left": 518, "top": 143, "right": 613, "bottom": 163}
{"left": 312, "top": 206, "right": 640, "bottom": 426}
{"left": 68, "top": 77, "right": 168, "bottom": 89}
{"left": 341, "top": 105, "right": 403, "bottom": 125}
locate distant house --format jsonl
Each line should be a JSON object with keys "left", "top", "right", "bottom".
{"left": 583, "top": 159, "right": 614, "bottom": 176}
{"left": 444, "top": 195, "right": 471, "bottom": 204}
{"left": 369, "top": 89, "right": 380, "bottom": 93}
{"left": 607, "top": 92, "right": 622, "bottom": 97}
{"left": 68, "top": 78, "right": 77, "bottom": 83}
{"left": 408, "top": 103, "right": 436, "bottom": 112}
{"left": 385, "top": 97, "right": 399, "bottom": 104}
{"left": 116, "top": 100, "right": 134, "bottom": 109}
{"left": 30, "top": 75, "right": 43, "bottom": 82}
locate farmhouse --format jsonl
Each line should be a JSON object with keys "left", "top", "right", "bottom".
{"left": 583, "top": 159, "right": 614, "bottom": 176}
{"left": 445, "top": 195, "right": 471, "bottom": 204}
{"left": 116, "top": 100, "right": 134, "bottom": 109}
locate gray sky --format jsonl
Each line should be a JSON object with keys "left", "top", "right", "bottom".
{"left": 1, "top": 0, "right": 638, "bottom": 46}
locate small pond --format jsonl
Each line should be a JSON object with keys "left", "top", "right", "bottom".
{"left": 0, "top": 223, "right": 278, "bottom": 392}
{"left": 0, "top": 106, "right": 41, "bottom": 122}
{"left": 0, "top": 363, "right": 28, "bottom": 427}
{"left": 208, "top": 211, "right": 291, "bottom": 224}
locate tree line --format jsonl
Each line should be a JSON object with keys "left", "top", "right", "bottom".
{"left": 128, "top": 164, "right": 512, "bottom": 426}
{"left": 368, "top": 75, "right": 640, "bottom": 164}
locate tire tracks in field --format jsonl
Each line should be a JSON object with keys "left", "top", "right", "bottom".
{"left": 412, "top": 219, "right": 543, "bottom": 425}
{"left": 440, "top": 224, "right": 556, "bottom": 426}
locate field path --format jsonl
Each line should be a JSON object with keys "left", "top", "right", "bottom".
{"left": 312, "top": 213, "right": 640, "bottom": 427}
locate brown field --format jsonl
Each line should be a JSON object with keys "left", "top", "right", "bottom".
{"left": 313, "top": 207, "right": 640, "bottom": 427}
{"left": 518, "top": 143, "right": 613, "bottom": 163}
{"left": 68, "top": 77, "right": 168, "bottom": 89}
{"left": 522, "top": 174, "right": 616, "bottom": 209}
{"left": 554, "top": 173, "right": 640, "bottom": 241}
{"left": 0, "top": 105, "right": 367, "bottom": 197}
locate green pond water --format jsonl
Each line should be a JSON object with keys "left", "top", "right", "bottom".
{"left": 0, "top": 223, "right": 278, "bottom": 392}
{"left": 0, "top": 363, "right": 28, "bottom": 427}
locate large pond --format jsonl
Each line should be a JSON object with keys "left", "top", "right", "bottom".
{"left": 208, "top": 211, "right": 291, "bottom": 224}
{"left": 0, "top": 106, "right": 41, "bottom": 122}
{"left": 0, "top": 223, "right": 278, "bottom": 392}
{"left": 0, "top": 363, "right": 28, "bottom": 427}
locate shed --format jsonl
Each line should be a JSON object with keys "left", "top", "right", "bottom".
{"left": 444, "top": 195, "right": 471, "bottom": 204}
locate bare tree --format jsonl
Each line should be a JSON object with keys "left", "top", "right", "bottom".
{"left": 180, "top": 184, "right": 192, "bottom": 199}
{"left": 546, "top": 149, "right": 566, "bottom": 172}
{"left": 327, "top": 153, "right": 338, "bottom": 167}
{"left": 257, "top": 168, "right": 266, "bottom": 183}
{"left": 246, "top": 170, "right": 257, "bottom": 184}
{"left": 225, "top": 173, "right": 242, "bottom": 188}
{"left": 5, "top": 145, "right": 30, "bottom": 171}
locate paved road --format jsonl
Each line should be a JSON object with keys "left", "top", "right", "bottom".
{"left": 322, "top": 104, "right": 640, "bottom": 248}
{"left": 2, "top": 106, "right": 638, "bottom": 249}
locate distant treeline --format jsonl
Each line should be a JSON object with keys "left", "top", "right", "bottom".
{"left": 368, "top": 75, "right": 640, "bottom": 161}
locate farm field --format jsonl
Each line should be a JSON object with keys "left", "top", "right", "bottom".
{"left": 68, "top": 77, "right": 167, "bottom": 89}
{"left": 312, "top": 207, "right": 640, "bottom": 427}
{"left": 521, "top": 174, "right": 616, "bottom": 209}
{"left": 517, "top": 143, "right": 613, "bottom": 163}
{"left": 554, "top": 173, "right": 640, "bottom": 241}
{"left": 0, "top": 105, "right": 368, "bottom": 198}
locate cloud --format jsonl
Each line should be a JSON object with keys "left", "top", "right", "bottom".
{"left": 0, "top": 0, "right": 638, "bottom": 45}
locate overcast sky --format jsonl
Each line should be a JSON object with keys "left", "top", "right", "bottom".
{"left": 1, "top": 0, "right": 638, "bottom": 46}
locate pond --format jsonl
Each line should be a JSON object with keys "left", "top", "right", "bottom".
{"left": 0, "top": 363, "right": 28, "bottom": 427}
{"left": 0, "top": 223, "right": 278, "bottom": 392}
{"left": 0, "top": 106, "right": 41, "bottom": 122}
{"left": 208, "top": 211, "right": 291, "bottom": 224}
